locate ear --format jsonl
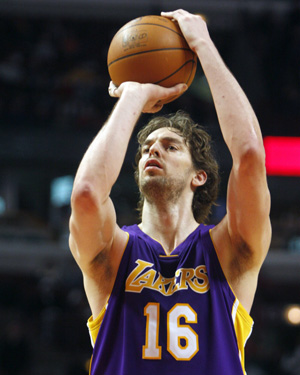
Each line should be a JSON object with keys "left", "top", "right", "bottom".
{"left": 191, "top": 170, "right": 207, "bottom": 191}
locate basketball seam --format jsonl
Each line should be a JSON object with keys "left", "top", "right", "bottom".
{"left": 115, "top": 22, "right": 185, "bottom": 39}
{"left": 154, "top": 59, "right": 196, "bottom": 85}
{"left": 108, "top": 48, "right": 194, "bottom": 68}
{"left": 185, "top": 56, "right": 197, "bottom": 85}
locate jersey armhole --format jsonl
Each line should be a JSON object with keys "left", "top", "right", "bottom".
{"left": 208, "top": 228, "right": 254, "bottom": 374}
{"left": 232, "top": 299, "right": 254, "bottom": 374}
{"left": 87, "top": 301, "right": 108, "bottom": 347}
{"left": 208, "top": 229, "right": 253, "bottom": 322}
{"left": 87, "top": 230, "right": 130, "bottom": 347}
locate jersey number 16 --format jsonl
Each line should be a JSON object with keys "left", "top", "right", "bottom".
{"left": 143, "top": 302, "right": 199, "bottom": 361}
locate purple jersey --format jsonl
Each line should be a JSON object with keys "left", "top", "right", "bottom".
{"left": 88, "top": 224, "right": 253, "bottom": 375}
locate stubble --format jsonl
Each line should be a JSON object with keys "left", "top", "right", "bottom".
{"left": 139, "top": 171, "right": 191, "bottom": 206}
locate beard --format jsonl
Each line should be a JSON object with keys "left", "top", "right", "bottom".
{"left": 139, "top": 172, "right": 190, "bottom": 206}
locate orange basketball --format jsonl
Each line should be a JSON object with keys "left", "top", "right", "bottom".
{"left": 107, "top": 15, "right": 197, "bottom": 104}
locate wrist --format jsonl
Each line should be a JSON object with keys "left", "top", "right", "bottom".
{"left": 194, "top": 37, "right": 215, "bottom": 57}
{"left": 116, "top": 84, "right": 147, "bottom": 116}
{"left": 120, "top": 83, "right": 148, "bottom": 105}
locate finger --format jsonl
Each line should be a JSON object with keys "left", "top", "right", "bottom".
{"left": 176, "top": 83, "right": 189, "bottom": 92}
{"left": 152, "top": 103, "right": 164, "bottom": 113}
{"left": 108, "top": 81, "right": 118, "bottom": 97}
{"left": 161, "top": 9, "right": 186, "bottom": 19}
{"left": 143, "top": 103, "right": 164, "bottom": 114}
{"left": 161, "top": 10, "right": 176, "bottom": 21}
{"left": 161, "top": 11, "right": 174, "bottom": 16}
{"left": 164, "top": 83, "right": 188, "bottom": 98}
{"left": 152, "top": 83, "right": 187, "bottom": 105}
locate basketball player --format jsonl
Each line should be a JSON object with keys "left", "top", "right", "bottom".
{"left": 69, "top": 9, "right": 271, "bottom": 375}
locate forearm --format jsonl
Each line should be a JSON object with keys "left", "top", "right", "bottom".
{"left": 196, "top": 39, "right": 264, "bottom": 162}
{"left": 160, "top": 10, "right": 263, "bottom": 161}
{"left": 71, "top": 79, "right": 188, "bottom": 214}
{"left": 73, "top": 90, "right": 145, "bottom": 200}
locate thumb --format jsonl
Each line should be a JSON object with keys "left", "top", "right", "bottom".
{"left": 162, "top": 83, "right": 188, "bottom": 98}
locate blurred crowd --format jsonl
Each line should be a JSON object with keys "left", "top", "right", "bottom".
{"left": 0, "top": 269, "right": 91, "bottom": 375}
{"left": 0, "top": 16, "right": 114, "bottom": 131}
{"left": 0, "top": 7, "right": 300, "bottom": 135}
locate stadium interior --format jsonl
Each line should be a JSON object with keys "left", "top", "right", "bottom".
{"left": 0, "top": 1, "right": 300, "bottom": 374}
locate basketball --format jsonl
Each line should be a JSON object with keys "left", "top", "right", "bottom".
{"left": 107, "top": 15, "right": 197, "bottom": 104}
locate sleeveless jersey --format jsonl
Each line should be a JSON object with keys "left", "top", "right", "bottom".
{"left": 88, "top": 224, "right": 253, "bottom": 375}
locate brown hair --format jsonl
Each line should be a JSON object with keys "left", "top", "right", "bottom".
{"left": 134, "top": 110, "right": 220, "bottom": 223}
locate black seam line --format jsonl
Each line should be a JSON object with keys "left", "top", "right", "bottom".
{"left": 108, "top": 48, "right": 194, "bottom": 68}
{"left": 154, "top": 59, "right": 196, "bottom": 85}
{"left": 116, "top": 22, "right": 184, "bottom": 39}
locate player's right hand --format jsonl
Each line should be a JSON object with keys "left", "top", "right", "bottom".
{"left": 108, "top": 81, "right": 187, "bottom": 114}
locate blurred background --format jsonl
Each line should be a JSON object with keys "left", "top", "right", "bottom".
{"left": 0, "top": 0, "right": 300, "bottom": 374}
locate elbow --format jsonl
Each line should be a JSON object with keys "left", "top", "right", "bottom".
{"left": 236, "top": 142, "right": 266, "bottom": 172}
{"left": 243, "top": 143, "right": 265, "bottom": 162}
{"left": 71, "top": 181, "right": 99, "bottom": 213}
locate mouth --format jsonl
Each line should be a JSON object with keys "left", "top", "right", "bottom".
{"left": 144, "top": 159, "right": 163, "bottom": 170}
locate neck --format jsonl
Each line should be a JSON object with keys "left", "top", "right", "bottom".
{"left": 140, "top": 199, "right": 199, "bottom": 255}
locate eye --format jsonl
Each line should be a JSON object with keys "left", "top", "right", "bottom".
{"left": 167, "top": 145, "right": 177, "bottom": 151}
{"left": 142, "top": 146, "right": 149, "bottom": 154}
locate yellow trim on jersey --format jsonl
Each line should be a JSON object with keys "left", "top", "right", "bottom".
{"left": 232, "top": 299, "right": 253, "bottom": 374}
{"left": 208, "top": 229, "right": 254, "bottom": 374}
{"left": 87, "top": 231, "right": 130, "bottom": 347}
{"left": 87, "top": 303, "right": 107, "bottom": 347}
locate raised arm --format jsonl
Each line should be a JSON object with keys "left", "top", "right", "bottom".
{"left": 163, "top": 10, "right": 271, "bottom": 311}
{"left": 69, "top": 81, "right": 187, "bottom": 316}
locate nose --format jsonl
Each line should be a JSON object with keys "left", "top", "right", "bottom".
{"left": 149, "top": 141, "right": 161, "bottom": 157}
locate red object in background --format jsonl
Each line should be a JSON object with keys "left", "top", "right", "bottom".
{"left": 264, "top": 136, "right": 300, "bottom": 176}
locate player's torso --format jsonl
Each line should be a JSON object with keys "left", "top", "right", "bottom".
{"left": 90, "top": 224, "right": 248, "bottom": 375}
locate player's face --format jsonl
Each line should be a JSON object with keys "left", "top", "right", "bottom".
{"left": 138, "top": 128, "right": 196, "bottom": 199}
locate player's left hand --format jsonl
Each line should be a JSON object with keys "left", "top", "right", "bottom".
{"left": 161, "top": 9, "right": 210, "bottom": 53}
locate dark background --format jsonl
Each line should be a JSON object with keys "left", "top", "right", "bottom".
{"left": 0, "top": 0, "right": 300, "bottom": 374}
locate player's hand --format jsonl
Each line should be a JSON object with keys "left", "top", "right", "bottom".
{"left": 161, "top": 9, "right": 210, "bottom": 53}
{"left": 108, "top": 81, "right": 187, "bottom": 114}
